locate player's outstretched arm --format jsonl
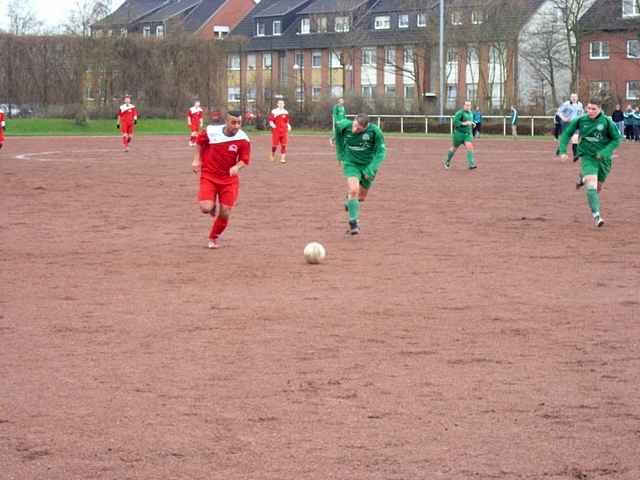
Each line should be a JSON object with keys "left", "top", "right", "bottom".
{"left": 334, "top": 121, "right": 347, "bottom": 162}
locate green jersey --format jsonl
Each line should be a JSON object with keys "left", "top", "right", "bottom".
{"left": 453, "top": 109, "right": 474, "bottom": 136}
{"left": 332, "top": 104, "right": 346, "bottom": 122}
{"left": 559, "top": 112, "right": 621, "bottom": 160}
{"left": 335, "top": 119, "right": 386, "bottom": 175}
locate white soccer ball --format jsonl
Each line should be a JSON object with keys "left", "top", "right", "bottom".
{"left": 304, "top": 242, "right": 326, "bottom": 264}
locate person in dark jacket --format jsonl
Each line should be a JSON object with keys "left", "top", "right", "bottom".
{"left": 623, "top": 105, "right": 634, "bottom": 140}
{"left": 611, "top": 104, "right": 624, "bottom": 135}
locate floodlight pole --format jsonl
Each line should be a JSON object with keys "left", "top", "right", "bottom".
{"left": 439, "top": 0, "right": 445, "bottom": 118}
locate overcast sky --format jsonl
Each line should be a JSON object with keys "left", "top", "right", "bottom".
{"left": 0, "top": 0, "right": 126, "bottom": 31}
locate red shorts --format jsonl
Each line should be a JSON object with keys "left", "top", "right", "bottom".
{"left": 198, "top": 177, "right": 239, "bottom": 207}
{"left": 120, "top": 123, "right": 134, "bottom": 135}
{"left": 272, "top": 132, "right": 288, "bottom": 147}
{"left": 190, "top": 124, "right": 200, "bottom": 133}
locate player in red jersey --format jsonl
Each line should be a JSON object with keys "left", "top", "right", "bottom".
{"left": 0, "top": 111, "right": 5, "bottom": 150}
{"left": 187, "top": 100, "right": 204, "bottom": 146}
{"left": 268, "top": 99, "right": 292, "bottom": 164}
{"left": 191, "top": 110, "right": 251, "bottom": 249}
{"left": 116, "top": 95, "right": 138, "bottom": 152}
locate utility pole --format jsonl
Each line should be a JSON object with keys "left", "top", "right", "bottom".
{"left": 439, "top": 0, "right": 445, "bottom": 118}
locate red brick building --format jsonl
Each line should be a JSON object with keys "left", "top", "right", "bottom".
{"left": 579, "top": 0, "right": 640, "bottom": 106}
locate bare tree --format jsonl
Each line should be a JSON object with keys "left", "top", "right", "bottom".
{"left": 64, "top": 0, "right": 113, "bottom": 37}
{"left": 7, "top": 0, "right": 43, "bottom": 35}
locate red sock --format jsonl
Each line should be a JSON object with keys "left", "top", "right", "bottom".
{"left": 209, "top": 217, "right": 228, "bottom": 240}
{"left": 271, "top": 146, "right": 277, "bottom": 153}
{"left": 122, "top": 136, "right": 127, "bottom": 147}
{"left": 127, "top": 136, "right": 132, "bottom": 145}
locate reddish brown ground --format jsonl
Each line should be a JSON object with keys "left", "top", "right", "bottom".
{"left": 1, "top": 134, "right": 639, "bottom": 480}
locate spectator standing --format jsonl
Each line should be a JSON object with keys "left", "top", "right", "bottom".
{"left": 510, "top": 106, "right": 519, "bottom": 139}
{"left": 472, "top": 106, "right": 482, "bottom": 137}
{"left": 611, "top": 104, "right": 624, "bottom": 135}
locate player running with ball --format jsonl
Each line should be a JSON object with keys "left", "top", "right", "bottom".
{"left": 117, "top": 95, "right": 138, "bottom": 152}
{"left": 559, "top": 98, "right": 622, "bottom": 227}
{"left": 335, "top": 113, "right": 386, "bottom": 235}
{"left": 192, "top": 111, "right": 250, "bottom": 249}
{"left": 444, "top": 100, "right": 477, "bottom": 170}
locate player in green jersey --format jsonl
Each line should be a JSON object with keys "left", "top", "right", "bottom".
{"left": 335, "top": 113, "right": 387, "bottom": 235}
{"left": 444, "top": 100, "right": 477, "bottom": 170}
{"left": 330, "top": 97, "right": 347, "bottom": 146}
{"left": 559, "top": 98, "right": 622, "bottom": 227}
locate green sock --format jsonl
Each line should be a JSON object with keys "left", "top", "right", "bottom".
{"left": 586, "top": 187, "right": 600, "bottom": 215}
{"left": 467, "top": 150, "right": 475, "bottom": 166}
{"left": 447, "top": 150, "right": 454, "bottom": 162}
{"left": 347, "top": 198, "right": 359, "bottom": 222}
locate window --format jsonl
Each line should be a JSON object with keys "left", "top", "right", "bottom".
{"left": 375, "top": 16, "right": 390, "bottom": 30}
{"left": 447, "top": 48, "right": 458, "bottom": 63}
{"left": 247, "top": 54, "right": 256, "bottom": 70}
{"left": 589, "top": 81, "right": 609, "bottom": 97}
{"left": 156, "top": 25, "right": 164, "bottom": 38}
{"left": 471, "top": 10, "right": 484, "bottom": 24}
{"left": 404, "top": 84, "right": 415, "bottom": 98}
{"left": 228, "top": 54, "right": 240, "bottom": 70}
{"left": 362, "top": 85, "right": 374, "bottom": 97}
{"left": 404, "top": 47, "right": 414, "bottom": 65}
{"left": 300, "top": 18, "right": 310, "bottom": 34}
{"left": 312, "top": 51, "right": 322, "bottom": 68}
{"left": 312, "top": 86, "right": 321, "bottom": 99}
{"left": 627, "top": 80, "right": 640, "bottom": 99}
{"left": 107, "top": 29, "right": 113, "bottom": 37}
{"left": 628, "top": 39, "right": 640, "bottom": 58}
{"left": 332, "top": 85, "right": 344, "bottom": 97}
{"left": 362, "top": 47, "right": 376, "bottom": 66}
{"left": 296, "top": 87, "right": 304, "bottom": 102}
{"left": 317, "top": 16, "right": 327, "bottom": 32}
{"left": 590, "top": 41, "right": 609, "bottom": 59}
{"left": 331, "top": 49, "right": 342, "bottom": 68}
{"left": 294, "top": 51, "right": 304, "bottom": 69}
{"left": 466, "top": 83, "right": 478, "bottom": 102}
{"left": 247, "top": 87, "right": 256, "bottom": 101}
{"left": 120, "top": 28, "right": 127, "bottom": 37}
{"left": 263, "top": 53, "right": 272, "bottom": 69}
{"left": 623, "top": 0, "right": 640, "bottom": 17}
{"left": 451, "top": 10, "right": 463, "bottom": 25}
{"left": 398, "top": 14, "right": 409, "bottom": 28}
{"left": 143, "top": 25, "right": 151, "bottom": 37}
{"left": 256, "top": 21, "right": 265, "bottom": 36}
{"left": 385, "top": 85, "right": 396, "bottom": 96}
{"left": 385, "top": 47, "right": 395, "bottom": 66}
{"left": 417, "top": 13, "right": 426, "bottom": 27}
{"left": 273, "top": 20, "right": 282, "bottom": 36}
{"left": 446, "top": 85, "right": 457, "bottom": 108}
{"left": 213, "top": 25, "right": 229, "bottom": 39}
{"left": 228, "top": 87, "right": 241, "bottom": 102}
{"left": 335, "top": 16, "right": 349, "bottom": 32}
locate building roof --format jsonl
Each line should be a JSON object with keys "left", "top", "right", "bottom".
{"left": 298, "top": 0, "right": 368, "bottom": 14}
{"left": 95, "top": 0, "right": 168, "bottom": 26}
{"left": 256, "top": 0, "right": 312, "bottom": 17}
{"left": 138, "top": 0, "right": 202, "bottom": 23}
{"left": 580, "top": 0, "right": 640, "bottom": 32}
{"left": 369, "top": 0, "right": 434, "bottom": 13}
{"left": 231, "top": 0, "right": 282, "bottom": 36}
{"left": 182, "top": 0, "right": 227, "bottom": 32}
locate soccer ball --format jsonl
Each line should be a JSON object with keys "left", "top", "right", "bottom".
{"left": 304, "top": 242, "right": 326, "bottom": 264}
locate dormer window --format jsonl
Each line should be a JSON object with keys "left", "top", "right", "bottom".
{"left": 398, "top": 14, "right": 409, "bottom": 28}
{"left": 317, "top": 16, "right": 327, "bottom": 32}
{"left": 256, "top": 21, "right": 265, "bottom": 36}
{"left": 273, "top": 20, "right": 282, "bottom": 35}
{"left": 623, "top": 0, "right": 640, "bottom": 17}
{"left": 300, "top": 18, "right": 310, "bottom": 34}
{"left": 156, "top": 25, "right": 164, "bottom": 38}
{"left": 451, "top": 10, "right": 463, "bottom": 25}
{"left": 374, "top": 16, "right": 390, "bottom": 30}
{"left": 417, "top": 13, "right": 426, "bottom": 27}
{"left": 471, "top": 10, "right": 484, "bottom": 24}
{"left": 143, "top": 25, "right": 151, "bottom": 37}
{"left": 335, "top": 16, "right": 349, "bottom": 32}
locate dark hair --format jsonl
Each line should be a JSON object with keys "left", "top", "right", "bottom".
{"left": 588, "top": 97, "right": 602, "bottom": 106}
{"left": 355, "top": 113, "right": 369, "bottom": 127}
{"left": 226, "top": 110, "right": 242, "bottom": 118}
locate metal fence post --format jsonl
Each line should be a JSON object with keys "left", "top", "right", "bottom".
{"left": 503, "top": 117, "right": 506, "bottom": 136}
{"left": 531, "top": 117, "right": 534, "bottom": 136}
{"left": 400, "top": 116, "right": 404, "bottom": 134}
{"left": 450, "top": 116, "right": 453, "bottom": 134}
{"left": 425, "top": 117, "right": 428, "bottom": 134}
{"left": 377, "top": 116, "right": 381, "bottom": 128}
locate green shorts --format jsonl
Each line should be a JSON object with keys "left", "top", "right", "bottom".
{"left": 580, "top": 155, "right": 612, "bottom": 184}
{"left": 343, "top": 162, "right": 376, "bottom": 190}
{"left": 453, "top": 132, "right": 473, "bottom": 148}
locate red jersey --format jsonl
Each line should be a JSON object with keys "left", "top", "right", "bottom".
{"left": 268, "top": 108, "right": 290, "bottom": 134}
{"left": 188, "top": 106, "right": 203, "bottom": 131}
{"left": 0, "top": 112, "right": 5, "bottom": 142}
{"left": 196, "top": 125, "right": 250, "bottom": 184}
{"left": 118, "top": 103, "right": 138, "bottom": 125}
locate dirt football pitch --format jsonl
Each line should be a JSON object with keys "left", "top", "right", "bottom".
{"left": 1, "top": 133, "right": 639, "bottom": 479}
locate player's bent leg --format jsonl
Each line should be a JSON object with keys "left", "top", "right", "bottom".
{"left": 199, "top": 200, "right": 215, "bottom": 214}
{"left": 358, "top": 186, "right": 369, "bottom": 203}
{"left": 346, "top": 176, "right": 361, "bottom": 234}
{"left": 583, "top": 174, "right": 603, "bottom": 227}
{"left": 444, "top": 146, "right": 456, "bottom": 169}
{"left": 280, "top": 144, "right": 287, "bottom": 164}
{"left": 464, "top": 141, "right": 476, "bottom": 169}
{"left": 208, "top": 204, "right": 231, "bottom": 248}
